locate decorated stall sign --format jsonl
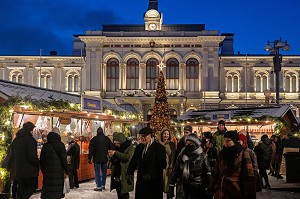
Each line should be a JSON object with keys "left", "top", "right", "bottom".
{"left": 211, "top": 112, "right": 231, "bottom": 121}
{"left": 81, "top": 94, "right": 102, "bottom": 112}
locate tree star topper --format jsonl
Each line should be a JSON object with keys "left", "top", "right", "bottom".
{"left": 158, "top": 61, "right": 166, "bottom": 71}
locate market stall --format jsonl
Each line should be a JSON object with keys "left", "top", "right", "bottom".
{"left": 0, "top": 80, "right": 141, "bottom": 191}
{"left": 176, "top": 105, "right": 299, "bottom": 143}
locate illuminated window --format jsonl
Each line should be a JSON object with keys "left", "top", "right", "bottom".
{"left": 106, "top": 58, "right": 119, "bottom": 92}
{"left": 255, "top": 73, "right": 268, "bottom": 92}
{"left": 226, "top": 73, "right": 239, "bottom": 92}
{"left": 146, "top": 58, "right": 159, "bottom": 90}
{"left": 66, "top": 70, "right": 80, "bottom": 92}
{"left": 126, "top": 58, "right": 139, "bottom": 89}
{"left": 166, "top": 58, "right": 179, "bottom": 90}
{"left": 186, "top": 58, "right": 199, "bottom": 92}
{"left": 284, "top": 72, "right": 298, "bottom": 93}
{"left": 10, "top": 70, "right": 23, "bottom": 83}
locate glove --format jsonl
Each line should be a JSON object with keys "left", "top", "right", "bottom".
{"left": 142, "top": 173, "right": 151, "bottom": 182}
{"left": 126, "top": 174, "right": 133, "bottom": 185}
{"left": 88, "top": 159, "right": 92, "bottom": 164}
{"left": 169, "top": 185, "right": 175, "bottom": 198}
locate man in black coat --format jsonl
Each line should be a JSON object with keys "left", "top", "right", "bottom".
{"left": 88, "top": 127, "right": 114, "bottom": 191}
{"left": 127, "top": 127, "right": 167, "bottom": 199}
{"left": 11, "top": 122, "right": 39, "bottom": 199}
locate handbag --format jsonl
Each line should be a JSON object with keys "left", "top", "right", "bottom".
{"left": 254, "top": 170, "right": 263, "bottom": 192}
{"left": 63, "top": 176, "right": 70, "bottom": 194}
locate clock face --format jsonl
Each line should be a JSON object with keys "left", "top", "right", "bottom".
{"left": 149, "top": 23, "right": 157, "bottom": 30}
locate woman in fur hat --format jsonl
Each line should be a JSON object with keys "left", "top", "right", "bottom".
{"left": 169, "top": 133, "right": 210, "bottom": 199}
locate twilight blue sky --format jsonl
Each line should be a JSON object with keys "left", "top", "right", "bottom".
{"left": 0, "top": 0, "right": 299, "bottom": 56}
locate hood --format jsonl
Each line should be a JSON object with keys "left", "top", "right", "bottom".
{"left": 262, "top": 137, "right": 271, "bottom": 145}
{"left": 47, "top": 132, "right": 62, "bottom": 143}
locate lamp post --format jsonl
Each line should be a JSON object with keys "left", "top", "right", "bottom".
{"left": 264, "top": 38, "right": 290, "bottom": 105}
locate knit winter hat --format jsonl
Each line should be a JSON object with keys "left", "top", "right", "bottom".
{"left": 113, "top": 132, "right": 126, "bottom": 143}
{"left": 239, "top": 134, "right": 247, "bottom": 145}
{"left": 183, "top": 125, "right": 193, "bottom": 133}
{"left": 224, "top": 131, "right": 239, "bottom": 144}
{"left": 186, "top": 133, "right": 201, "bottom": 147}
{"left": 218, "top": 120, "right": 225, "bottom": 126}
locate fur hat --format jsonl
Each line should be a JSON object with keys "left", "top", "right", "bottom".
{"left": 23, "top": 122, "right": 35, "bottom": 131}
{"left": 139, "top": 127, "right": 153, "bottom": 135}
{"left": 224, "top": 131, "right": 239, "bottom": 144}
{"left": 186, "top": 133, "right": 201, "bottom": 147}
{"left": 239, "top": 134, "right": 247, "bottom": 145}
{"left": 183, "top": 125, "right": 193, "bottom": 133}
{"left": 218, "top": 120, "right": 225, "bottom": 126}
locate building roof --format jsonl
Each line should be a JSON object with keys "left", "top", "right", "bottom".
{"left": 0, "top": 79, "right": 126, "bottom": 113}
{"left": 177, "top": 105, "right": 299, "bottom": 124}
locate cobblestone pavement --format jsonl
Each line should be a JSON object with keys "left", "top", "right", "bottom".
{"left": 31, "top": 176, "right": 300, "bottom": 199}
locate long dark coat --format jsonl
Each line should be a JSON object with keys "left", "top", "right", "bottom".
{"left": 40, "top": 132, "right": 69, "bottom": 199}
{"left": 127, "top": 141, "right": 167, "bottom": 199}
{"left": 66, "top": 141, "right": 80, "bottom": 170}
{"left": 254, "top": 137, "right": 272, "bottom": 170}
{"left": 12, "top": 129, "right": 39, "bottom": 180}
{"left": 110, "top": 140, "right": 135, "bottom": 195}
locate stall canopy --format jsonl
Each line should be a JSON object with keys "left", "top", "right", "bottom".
{"left": 0, "top": 79, "right": 132, "bottom": 121}
{"left": 177, "top": 105, "right": 299, "bottom": 128}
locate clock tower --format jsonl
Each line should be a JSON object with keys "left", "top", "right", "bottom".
{"left": 144, "top": 0, "right": 162, "bottom": 31}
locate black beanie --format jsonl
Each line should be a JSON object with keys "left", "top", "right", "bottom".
{"left": 224, "top": 130, "right": 239, "bottom": 144}
{"left": 218, "top": 120, "right": 225, "bottom": 126}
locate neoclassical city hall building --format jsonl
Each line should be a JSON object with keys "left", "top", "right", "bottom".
{"left": 1, "top": 0, "right": 300, "bottom": 120}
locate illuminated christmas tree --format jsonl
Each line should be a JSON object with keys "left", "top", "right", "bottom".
{"left": 150, "top": 65, "right": 171, "bottom": 136}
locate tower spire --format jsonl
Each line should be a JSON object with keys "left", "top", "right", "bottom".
{"left": 148, "top": 0, "right": 158, "bottom": 11}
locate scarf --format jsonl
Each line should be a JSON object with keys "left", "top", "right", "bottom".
{"left": 221, "top": 143, "right": 243, "bottom": 168}
{"left": 182, "top": 146, "right": 203, "bottom": 183}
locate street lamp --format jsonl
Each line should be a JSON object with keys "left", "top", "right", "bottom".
{"left": 264, "top": 38, "right": 290, "bottom": 105}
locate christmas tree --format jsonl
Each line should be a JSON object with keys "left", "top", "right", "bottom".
{"left": 150, "top": 68, "right": 171, "bottom": 136}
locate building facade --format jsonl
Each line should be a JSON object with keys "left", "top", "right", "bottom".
{"left": 1, "top": 0, "right": 300, "bottom": 120}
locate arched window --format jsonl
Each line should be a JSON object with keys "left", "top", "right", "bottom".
{"left": 12, "top": 75, "right": 17, "bottom": 82}
{"left": 66, "top": 70, "right": 80, "bottom": 92}
{"left": 39, "top": 71, "right": 52, "bottom": 89}
{"left": 10, "top": 70, "right": 23, "bottom": 83}
{"left": 18, "top": 75, "right": 23, "bottom": 83}
{"left": 45, "top": 75, "right": 51, "bottom": 89}
{"left": 227, "top": 76, "right": 232, "bottom": 92}
{"left": 68, "top": 75, "right": 73, "bottom": 92}
{"left": 186, "top": 58, "right": 199, "bottom": 92}
{"left": 284, "top": 72, "right": 298, "bottom": 93}
{"left": 233, "top": 76, "right": 238, "bottom": 92}
{"left": 226, "top": 72, "right": 239, "bottom": 92}
{"left": 146, "top": 58, "right": 159, "bottom": 90}
{"left": 106, "top": 58, "right": 119, "bottom": 92}
{"left": 255, "top": 73, "right": 269, "bottom": 92}
{"left": 126, "top": 58, "right": 139, "bottom": 90}
{"left": 166, "top": 58, "right": 179, "bottom": 90}
{"left": 74, "top": 75, "right": 79, "bottom": 92}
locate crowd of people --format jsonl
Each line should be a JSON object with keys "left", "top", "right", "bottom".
{"left": 5, "top": 119, "right": 300, "bottom": 199}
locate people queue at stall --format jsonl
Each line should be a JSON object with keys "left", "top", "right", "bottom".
{"left": 5, "top": 120, "right": 300, "bottom": 199}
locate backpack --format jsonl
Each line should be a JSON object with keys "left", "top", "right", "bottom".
{"left": 2, "top": 144, "right": 13, "bottom": 172}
